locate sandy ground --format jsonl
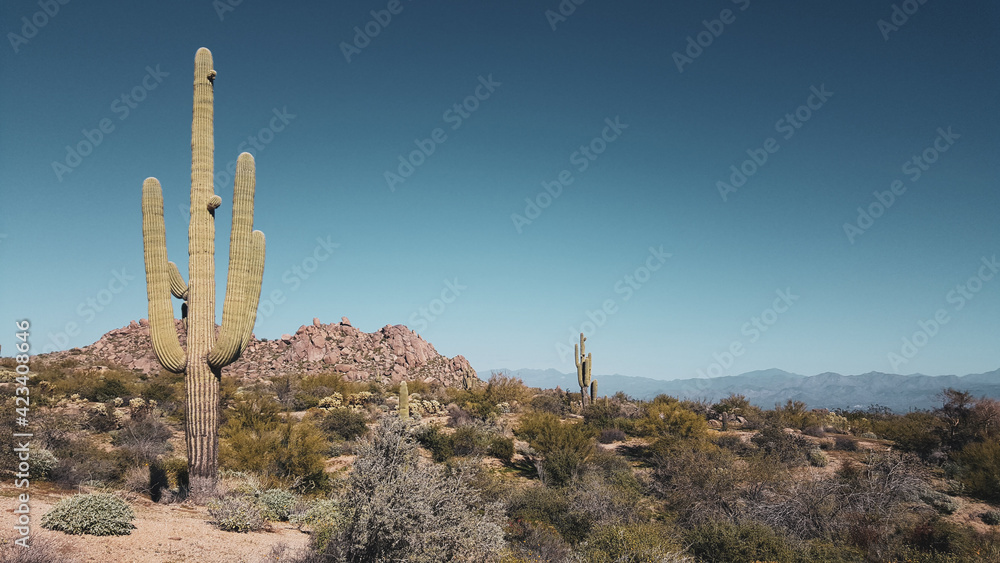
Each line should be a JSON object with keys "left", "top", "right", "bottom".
{"left": 0, "top": 483, "right": 311, "bottom": 563}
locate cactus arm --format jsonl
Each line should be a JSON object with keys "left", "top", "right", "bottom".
{"left": 141, "top": 178, "right": 187, "bottom": 373}
{"left": 590, "top": 380, "right": 597, "bottom": 403}
{"left": 167, "top": 261, "right": 188, "bottom": 299}
{"left": 209, "top": 153, "right": 265, "bottom": 368}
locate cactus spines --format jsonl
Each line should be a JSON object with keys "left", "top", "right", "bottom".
{"left": 140, "top": 48, "right": 265, "bottom": 498}
{"left": 399, "top": 381, "right": 409, "bottom": 419}
{"left": 575, "top": 333, "right": 593, "bottom": 408}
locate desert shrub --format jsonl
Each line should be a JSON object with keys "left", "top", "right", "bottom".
{"left": 982, "top": 510, "right": 1000, "bottom": 526}
{"left": 50, "top": 438, "right": 120, "bottom": 488}
{"left": 751, "top": 426, "right": 811, "bottom": 465}
{"left": 504, "top": 519, "right": 574, "bottom": 562}
{"left": 771, "top": 400, "right": 824, "bottom": 430}
{"left": 876, "top": 411, "right": 944, "bottom": 459}
{"left": 685, "top": 520, "right": 799, "bottom": 563}
{"left": 89, "top": 377, "right": 132, "bottom": 403}
{"left": 452, "top": 425, "right": 491, "bottom": 456}
{"left": 484, "top": 371, "right": 530, "bottom": 407}
{"left": 41, "top": 493, "right": 135, "bottom": 536}
{"left": 312, "top": 417, "right": 504, "bottom": 561}
{"left": 256, "top": 488, "right": 297, "bottom": 521}
{"left": 112, "top": 415, "right": 173, "bottom": 465}
{"left": 908, "top": 516, "right": 974, "bottom": 555}
{"left": 530, "top": 393, "right": 565, "bottom": 415}
{"left": 290, "top": 498, "right": 340, "bottom": 531}
{"left": 446, "top": 403, "right": 476, "bottom": 427}
{"left": 415, "top": 423, "right": 455, "bottom": 462}
{"left": 207, "top": 495, "right": 268, "bottom": 532}
{"left": 921, "top": 489, "right": 961, "bottom": 515}
{"left": 861, "top": 432, "right": 878, "bottom": 440}
{"left": 314, "top": 408, "right": 368, "bottom": 441}
{"left": 31, "top": 449, "right": 59, "bottom": 480}
{"left": 598, "top": 428, "right": 626, "bottom": 444}
{"left": 507, "top": 485, "right": 592, "bottom": 545}
{"left": 803, "top": 425, "right": 827, "bottom": 438}
{"left": 808, "top": 448, "right": 829, "bottom": 467}
{"left": 953, "top": 438, "right": 1000, "bottom": 502}
{"left": 635, "top": 398, "right": 708, "bottom": 439}
{"left": 0, "top": 534, "right": 77, "bottom": 563}
{"left": 489, "top": 435, "right": 514, "bottom": 463}
{"left": 581, "top": 523, "right": 691, "bottom": 563}
{"left": 834, "top": 435, "right": 859, "bottom": 451}
{"left": 516, "top": 412, "right": 596, "bottom": 487}
{"left": 583, "top": 400, "right": 627, "bottom": 430}
{"left": 715, "top": 433, "right": 751, "bottom": 454}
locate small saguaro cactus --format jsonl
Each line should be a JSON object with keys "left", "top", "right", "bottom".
{"left": 590, "top": 380, "right": 598, "bottom": 404}
{"left": 399, "top": 381, "right": 409, "bottom": 419}
{"left": 141, "top": 48, "right": 265, "bottom": 498}
{"left": 575, "top": 333, "right": 594, "bottom": 408}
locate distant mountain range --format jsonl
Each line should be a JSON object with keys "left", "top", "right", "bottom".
{"left": 488, "top": 367, "right": 1000, "bottom": 412}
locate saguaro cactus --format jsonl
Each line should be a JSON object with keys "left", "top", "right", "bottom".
{"left": 575, "top": 333, "right": 594, "bottom": 408}
{"left": 399, "top": 381, "right": 409, "bottom": 419}
{"left": 141, "top": 48, "right": 265, "bottom": 498}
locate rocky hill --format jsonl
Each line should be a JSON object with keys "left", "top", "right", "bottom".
{"left": 42, "top": 316, "right": 478, "bottom": 388}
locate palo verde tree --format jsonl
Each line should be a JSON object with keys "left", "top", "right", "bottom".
{"left": 141, "top": 47, "right": 265, "bottom": 497}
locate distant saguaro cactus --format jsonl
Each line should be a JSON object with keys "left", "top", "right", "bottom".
{"left": 141, "top": 48, "right": 265, "bottom": 498}
{"left": 575, "top": 333, "right": 594, "bottom": 408}
{"left": 399, "top": 381, "right": 409, "bottom": 419}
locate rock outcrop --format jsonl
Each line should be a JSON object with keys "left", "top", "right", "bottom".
{"left": 43, "top": 318, "right": 478, "bottom": 387}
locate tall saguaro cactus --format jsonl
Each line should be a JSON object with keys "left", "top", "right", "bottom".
{"left": 141, "top": 48, "right": 265, "bottom": 498}
{"left": 575, "top": 333, "right": 594, "bottom": 408}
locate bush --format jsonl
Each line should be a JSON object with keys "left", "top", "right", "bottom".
{"left": 530, "top": 393, "right": 564, "bottom": 415}
{"left": 685, "top": 520, "right": 799, "bottom": 563}
{"left": 112, "top": 415, "right": 173, "bottom": 465}
{"left": 207, "top": 495, "right": 268, "bottom": 532}
{"left": 808, "top": 448, "right": 829, "bottom": 467}
{"left": 31, "top": 449, "right": 59, "bottom": 480}
{"left": 751, "top": 426, "right": 810, "bottom": 465}
{"left": 876, "top": 411, "right": 944, "bottom": 459}
{"left": 982, "top": 510, "right": 1000, "bottom": 526}
{"left": 635, "top": 398, "right": 708, "bottom": 439}
{"left": 507, "top": 485, "right": 592, "bottom": 545}
{"left": 256, "top": 489, "right": 297, "bottom": 521}
{"left": 834, "top": 435, "right": 859, "bottom": 452}
{"left": 954, "top": 438, "right": 1000, "bottom": 503}
{"left": 489, "top": 435, "right": 515, "bottom": 463}
{"left": 312, "top": 418, "right": 505, "bottom": 560}
{"left": 315, "top": 407, "right": 368, "bottom": 441}
{"left": 415, "top": 424, "right": 455, "bottom": 462}
{"left": 598, "top": 428, "right": 626, "bottom": 444}
{"left": 516, "top": 413, "right": 596, "bottom": 486}
{"left": 581, "top": 523, "right": 691, "bottom": 563}
{"left": 921, "top": 489, "right": 961, "bottom": 515}
{"left": 0, "top": 534, "right": 76, "bottom": 563}
{"left": 41, "top": 493, "right": 135, "bottom": 536}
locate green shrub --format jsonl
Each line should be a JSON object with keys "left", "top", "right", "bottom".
{"left": 41, "top": 493, "right": 135, "bottom": 536}
{"left": 507, "top": 486, "right": 591, "bottom": 545}
{"left": 581, "top": 523, "right": 689, "bottom": 563}
{"left": 876, "top": 411, "right": 944, "bottom": 459}
{"left": 982, "top": 510, "right": 1000, "bottom": 526}
{"left": 452, "top": 425, "right": 490, "bottom": 456}
{"left": 415, "top": 423, "right": 455, "bottom": 462}
{"left": 489, "top": 435, "right": 514, "bottom": 463}
{"left": 530, "top": 393, "right": 564, "bottom": 415}
{"left": 954, "top": 438, "right": 1000, "bottom": 503}
{"left": 921, "top": 489, "right": 961, "bottom": 515}
{"left": 32, "top": 449, "right": 59, "bottom": 480}
{"left": 290, "top": 498, "right": 340, "bottom": 529}
{"left": 207, "top": 495, "right": 268, "bottom": 532}
{"left": 256, "top": 489, "right": 297, "bottom": 521}
{"left": 834, "top": 435, "right": 859, "bottom": 452}
{"left": 861, "top": 432, "right": 878, "bottom": 440}
{"left": 635, "top": 399, "right": 708, "bottom": 439}
{"left": 685, "top": 520, "right": 798, "bottom": 563}
{"left": 516, "top": 413, "right": 596, "bottom": 486}
{"left": 751, "top": 426, "right": 810, "bottom": 465}
{"left": 808, "top": 448, "right": 829, "bottom": 467}
{"left": 315, "top": 407, "right": 368, "bottom": 441}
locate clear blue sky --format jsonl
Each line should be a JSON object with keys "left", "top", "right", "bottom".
{"left": 1, "top": 0, "right": 998, "bottom": 380}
